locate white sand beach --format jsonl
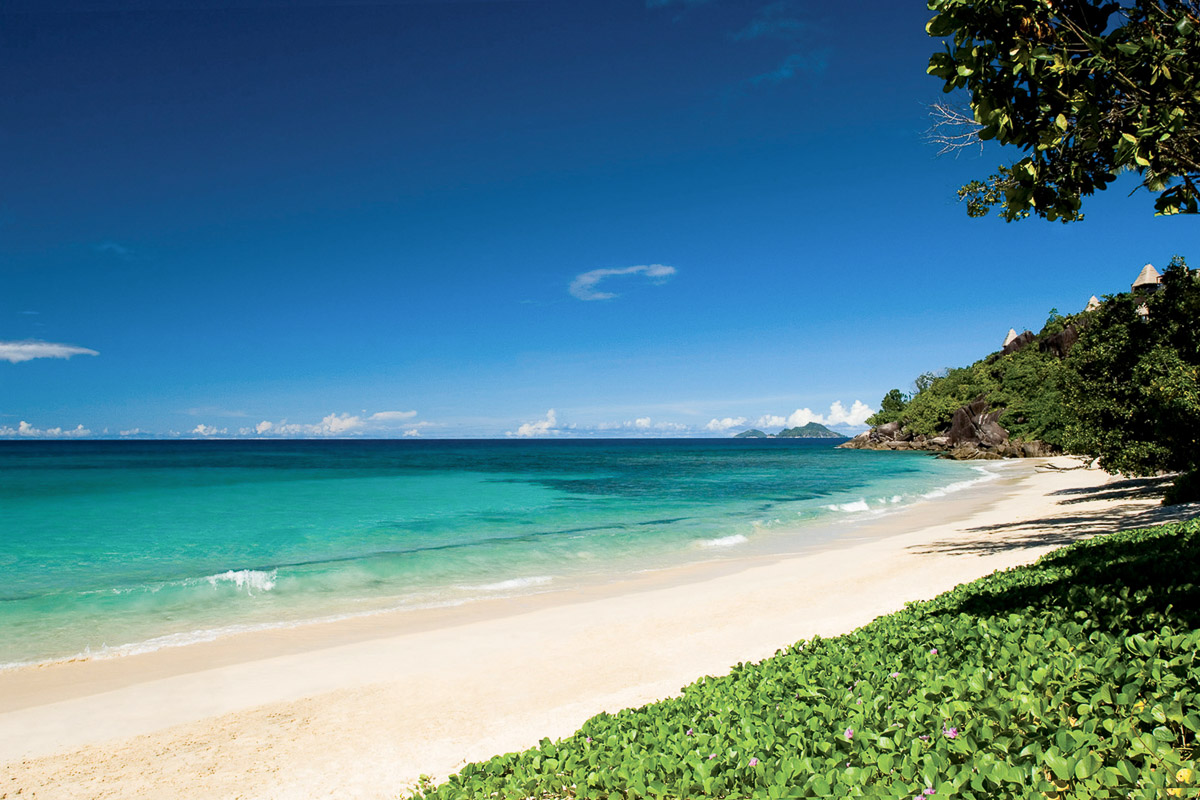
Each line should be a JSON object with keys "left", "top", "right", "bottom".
{"left": 2, "top": 457, "right": 1194, "bottom": 800}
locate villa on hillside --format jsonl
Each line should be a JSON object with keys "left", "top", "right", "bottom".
{"left": 1132, "top": 263, "right": 1164, "bottom": 294}
{"left": 1002, "top": 262, "right": 1169, "bottom": 346}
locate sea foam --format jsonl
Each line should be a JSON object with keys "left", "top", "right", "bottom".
{"left": 698, "top": 534, "right": 749, "bottom": 548}
{"left": 823, "top": 499, "right": 871, "bottom": 513}
{"left": 921, "top": 466, "right": 1001, "bottom": 499}
{"left": 206, "top": 569, "right": 277, "bottom": 595}
{"left": 464, "top": 576, "right": 554, "bottom": 592}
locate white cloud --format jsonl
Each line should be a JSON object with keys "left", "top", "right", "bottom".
{"left": 755, "top": 400, "right": 876, "bottom": 431}
{"left": 370, "top": 410, "right": 418, "bottom": 422}
{"left": 403, "top": 428, "right": 421, "bottom": 437}
{"left": 243, "top": 410, "right": 428, "bottom": 438}
{"left": 706, "top": 416, "right": 748, "bottom": 432}
{"left": 191, "top": 424, "right": 228, "bottom": 437}
{"left": 594, "top": 417, "right": 689, "bottom": 434}
{"left": 1, "top": 421, "right": 92, "bottom": 438}
{"left": 510, "top": 409, "right": 560, "bottom": 437}
{"left": 119, "top": 428, "right": 144, "bottom": 437}
{"left": 825, "top": 400, "right": 874, "bottom": 426}
{"left": 266, "top": 413, "right": 361, "bottom": 437}
{"left": 322, "top": 413, "right": 363, "bottom": 434}
{"left": 0, "top": 340, "right": 99, "bottom": 364}
{"left": 785, "top": 408, "right": 822, "bottom": 427}
{"left": 569, "top": 264, "right": 676, "bottom": 301}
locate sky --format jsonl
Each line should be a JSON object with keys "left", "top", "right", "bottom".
{"left": 1, "top": 0, "right": 1194, "bottom": 439}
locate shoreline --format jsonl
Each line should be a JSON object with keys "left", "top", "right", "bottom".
{"left": 0, "top": 454, "right": 1006, "bottom": 677}
{"left": 0, "top": 445, "right": 996, "bottom": 676}
{"left": 3, "top": 457, "right": 1194, "bottom": 799}
{"left": 0, "top": 458, "right": 1011, "bottom": 706}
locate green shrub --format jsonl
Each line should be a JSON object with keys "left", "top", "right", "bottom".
{"left": 1164, "top": 470, "right": 1200, "bottom": 507}
{"left": 412, "top": 519, "right": 1200, "bottom": 799}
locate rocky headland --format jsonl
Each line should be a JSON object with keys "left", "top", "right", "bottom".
{"left": 837, "top": 396, "right": 1058, "bottom": 460}
{"left": 839, "top": 320, "right": 1084, "bottom": 460}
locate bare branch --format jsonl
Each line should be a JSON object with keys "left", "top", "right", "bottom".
{"left": 925, "top": 102, "right": 984, "bottom": 157}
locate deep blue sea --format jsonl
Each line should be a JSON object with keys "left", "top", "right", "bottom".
{"left": 0, "top": 439, "right": 1000, "bottom": 668}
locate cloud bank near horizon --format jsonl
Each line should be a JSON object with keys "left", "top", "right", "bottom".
{"left": 0, "top": 421, "right": 91, "bottom": 438}
{"left": 754, "top": 400, "right": 875, "bottom": 430}
{"left": 509, "top": 409, "right": 562, "bottom": 437}
{"left": 706, "top": 401, "right": 874, "bottom": 434}
{"left": 1, "top": 402, "right": 874, "bottom": 440}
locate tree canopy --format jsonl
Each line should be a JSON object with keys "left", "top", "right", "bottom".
{"left": 1062, "top": 257, "right": 1200, "bottom": 482}
{"left": 927, "top": 0, "right": 1200, "bottom": 221}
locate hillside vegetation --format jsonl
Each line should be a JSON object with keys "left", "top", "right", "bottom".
{"left": 862, "top": 259, "right": 1199, "bottom": 505}
{"left": 864, "top": 311, "right": 1079, "bottom": 448}
{"left": 414, "top": 518, "right": 1200, "bottom": 799}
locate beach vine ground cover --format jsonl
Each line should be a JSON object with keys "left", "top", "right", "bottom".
{"left": 411, "top": 518, "right": 1200, "bottom": 799}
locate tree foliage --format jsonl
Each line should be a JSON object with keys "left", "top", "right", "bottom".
{"left": 1062, "top": 257, "right": 1200, "bottom": 477}
{"left": 867, "top": 389, "right": 910, "bottom": 427}
{"left": 866, "top": 322, "right": 1074, "bottom": 443}
{"left": 928, "top": 0, "right": 1200, "bottom": 221}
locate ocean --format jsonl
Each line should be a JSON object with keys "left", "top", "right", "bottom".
{"left": 0, "top": 439, "right": 1001, "bottom": 669}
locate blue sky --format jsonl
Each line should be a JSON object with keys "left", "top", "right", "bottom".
{"left": 2, "top": 0, "right": 1192, "bottom": 439}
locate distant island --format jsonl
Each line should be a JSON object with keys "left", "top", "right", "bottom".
{"left": 734, "top": 423, "right": 845, "bottom": 439}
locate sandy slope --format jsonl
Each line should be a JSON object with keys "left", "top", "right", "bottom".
{"left": 2, "top": 457, "right": 1194, "bottom": 800}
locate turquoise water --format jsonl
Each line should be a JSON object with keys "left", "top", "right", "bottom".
{"left": 0, "top": 439, "right": 998, "bottom": 668}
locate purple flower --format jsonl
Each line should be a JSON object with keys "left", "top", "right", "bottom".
{"left": 686, "top": 728, "right": 694, "bottom": 736}
{"left": 708, "top": 754, "right": 716, "bottom": 760}
{"left": 890, "top": 671, "right": 900, "bottom": 677}
{"left": 930, "top": 648, "right": 938, "bottom": 655}
{"left": 748, "top": 757, "right": 759, "bottom": 767}
{"left": 924, "top": 788, "right": 937, "bottom": 796}
{"left": 585, "top": 737, "right": 592, "bottom": 744}
{"left": 943, "top": 726, "right": 958, "bottom": 739}
{"left": 844, "top": 727, "right": 854, "bottom": 739}
{"left": 918, "top": 735, "right": 929, "bottom": 741}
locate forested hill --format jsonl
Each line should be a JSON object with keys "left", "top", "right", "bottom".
{"left": 844, "top": 258, "right": 1199, "bottom": 506}
{"left": 777, "top": 423, "right": 844, "bottom": 439}
{"left": 734, "top": 423, "right": 845, "bottom": 439}
{"left": 854, "top": 310, "right": 1081, "bottom": 454}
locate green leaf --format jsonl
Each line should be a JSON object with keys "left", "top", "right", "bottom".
{"left": 1045, "top": 751, "right": 1075, "bottom": 782}
{"left": 1075, "top": 753, "right": 1101, "bottom": 780}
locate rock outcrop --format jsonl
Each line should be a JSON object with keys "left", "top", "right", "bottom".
{"left": 838, "top": 395, "right": 1058, "bottom": 460}
{"left": 1038, "top": 323, "right": 1081, "bottom": 360}
{"left": 1001, "top": 330, "right": 1035, "bottom": 356}
{"left": 948, "top": 396, "right": 1008, "bottom": 448}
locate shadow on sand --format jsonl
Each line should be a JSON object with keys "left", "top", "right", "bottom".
{"left": 910, "top": 475, "right": 1199, "bottom": 557}
{"left": 1050, "top": 475, "right": 1177, "bottom": 504}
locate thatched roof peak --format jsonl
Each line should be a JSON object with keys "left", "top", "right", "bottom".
{"left": 1132, "top": 263, "right": 1162, "bottom": 290}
